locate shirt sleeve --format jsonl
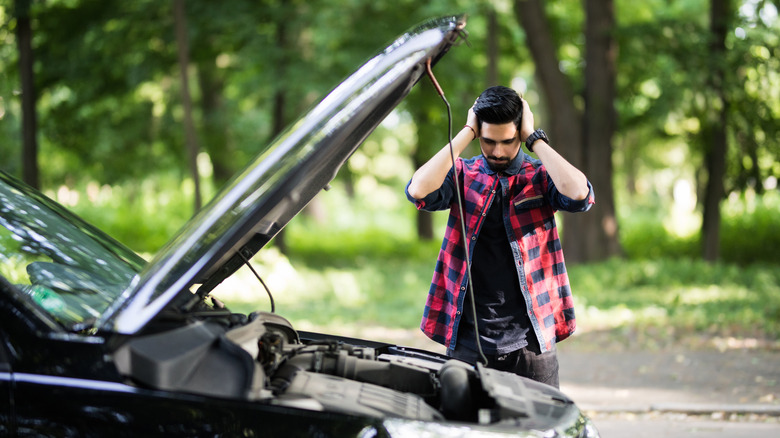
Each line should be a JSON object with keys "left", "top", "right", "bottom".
{"left": 546, "top": 176, "right": 595, "bottom": 213}
{"left": 405, "top": 166, "right": 457, "bottom": 212}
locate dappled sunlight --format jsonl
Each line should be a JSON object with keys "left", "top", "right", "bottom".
{"left": 666, "top": 178, "right": 700, "bottom": 237}
{"left": 209, "top": 271, "right": 270, "bottom": 304}
{"left": 324, "top": 270, "right": 365, "bottom": 307}
{"left": 213, "top": 236, "right": 779, "bottom": 349}
{"left": 55, "top": 185, "right": 80, "bottom": 207}
{"left": 676, "top": 285, "right": 748, "bottom": 305}
{"left": 306, "top": 179, "right": 419, "bottom": 235}
{"left": 210, "top": 247, "right": 306, "bottom": 304}
{"left": 711, "top": 336, "right": 763, "bottom": 351}
{"left": 576, "top": 302, "right": 670, "bottom": 332}
{"left": 135, "top": 81, "right": 166, "bottom": 118}
{"left": 212, "top": 248, "right": 372, "bottom": 312}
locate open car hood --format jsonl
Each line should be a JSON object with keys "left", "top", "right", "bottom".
{"left": 101, "top": 16, "right": 466, "bottom": 334}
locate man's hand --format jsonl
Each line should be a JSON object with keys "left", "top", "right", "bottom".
{"left": 466, "top": 103, "right": 479, "bottom": 139}
{"left": 407, "top": 102, "right": 477, "bottom": 200}
{"left": 519, "top": 98, "right": 535, "bottom": 142}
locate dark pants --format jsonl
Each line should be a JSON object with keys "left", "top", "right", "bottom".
{"left": 447, "top": 342, "right": 560, "bottom": 388}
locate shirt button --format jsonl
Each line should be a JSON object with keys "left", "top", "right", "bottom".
{"left": 471, "top": 236, "right": 476, "bottom": 240}
{"left": 461, "top": 286, "right": 466, "bottom": 291}
{"left": 491, "top": 190, "right": 496, "bottom": 194}
{"left": 482, "top": 212, "right": 486, "bottom": 216}
{"left": 457, "top": 311, "right": 461, "bottom": 315}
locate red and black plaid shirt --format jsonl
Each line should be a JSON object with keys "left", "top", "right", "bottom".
{"left": 406, "top": 152, "right": 595, "bottom": 353}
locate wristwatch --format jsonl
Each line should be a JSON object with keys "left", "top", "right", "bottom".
{"left": 525, "top": 129, "right": 549, "bottom": 153}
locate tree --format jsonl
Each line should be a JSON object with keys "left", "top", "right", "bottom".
{"left": 266, "top": 3, "right": 295, "bottom": 254}
{"left": 15, "top": 0, "right": 38, "bottom": 189}
{"left": 173, "top": 0, "right": 202, "bottom": 212}
{"left": 582, "top": 0, "right": 621, "bottom": 260}
{"left": 514, "top": 0, "right": 621, "bottom": 263}
{"left": 32, "top": 0, "right": 179, "bottom": 187}
{"left": 700, "top": 0, "right": 731, "bottom": 261}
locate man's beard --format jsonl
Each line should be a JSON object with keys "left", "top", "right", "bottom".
{"left": 484, "top": 155, "right": 512, "bottom": 172}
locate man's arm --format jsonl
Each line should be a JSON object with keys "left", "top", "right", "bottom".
{"left": 532, "top": 143, "right": 590, "bottom": 201}
{"left": 519, "top": 99, "right": 590, "bottom": 201}
{"left": 407, "top": 107, "right": 478, "bottom": 200}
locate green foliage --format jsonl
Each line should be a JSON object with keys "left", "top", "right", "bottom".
{"left": 613, "top": 0, "right": 780, "bottom": 199}
{"left": 54, "top": 172, "right": 210, "bottom": 254}
{"left": 2, "top": 0, "right": 777, "bottom": 257}
{"left": 32, "top": 0, "right": 181, "bottom": 186}
{"left": 278, "top": 230, "right": 440, "bottom": 329}
{"left": 287, "top": 228, "right": 440, "bottom": 270}
{"left": 569, "top": 257, "right": 780, "bottom": 339}
{"left": 222, "top": 228, "right": 442, "bottom": 329}
{"left": 719, "top": 190, "right": 780, "bottom": 264}
{"left": 619, "top": 217, "right": 700, "bottom": 260}
{"left": 619, "top": 190, "right": 780, "bottom": 265}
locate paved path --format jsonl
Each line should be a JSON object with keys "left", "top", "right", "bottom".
{"left": 558, "top": 346, "right": 780, "bottom": 410}
{"left": 591, "top": 414, "right": 780, "bottom": 437}
{"left": 323, "top": 324, "right": 780, "bottom": 436}
{"left": 557, "top": 335, "right": 780, "bottom": 437}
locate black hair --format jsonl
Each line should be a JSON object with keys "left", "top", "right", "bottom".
{"left": 473, "top": 86, "right": 523, "bottom": 129}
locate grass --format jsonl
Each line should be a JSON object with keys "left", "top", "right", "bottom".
{"left": 568, "top": 258, "right": 780, "bottom": 350}
{"left": 217, "top": 225, "right": 780, "bottom": 349}
{"left": 221, "top": 232, "right": 441, "bottom": 330}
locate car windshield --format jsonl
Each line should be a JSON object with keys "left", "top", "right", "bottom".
{"left": 0, "top": 172, "right": 146, "bottom": 329}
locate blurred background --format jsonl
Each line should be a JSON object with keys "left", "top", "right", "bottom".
{"left": 1, "top": 0, "right": 778, "bottom": 350}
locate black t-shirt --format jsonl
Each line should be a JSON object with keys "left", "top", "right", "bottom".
{"left": 457, "top": 186, "right": 531, "bottom": 355}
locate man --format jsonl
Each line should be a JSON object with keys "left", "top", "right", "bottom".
{"left": 405, "top": 86, "right": 594, "bottom": 387}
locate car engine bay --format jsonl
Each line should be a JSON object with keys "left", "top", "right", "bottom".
{"left": 113, "top": 309, "right": 580, "bottom": 429}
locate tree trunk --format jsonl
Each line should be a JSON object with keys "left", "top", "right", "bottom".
{"left": 486, "top": 8, "right": 500, "bottom": 87}
{"left": 409, "top": 80, "right": 439, "bottom": 241}
{"left": 412, "top": 136, "right": 435, "bottom": 241}
{"left": 583, "top": 0, "right": 621, "bottom": 260}
{"left": 514, "top": 0, "right": 621, "bottom": 263}
{"left": 197, "top": 64, "right": 234, "bottom": 189}
{"left": 514, "top": 0, "right": 585, "bottom": 261}
{"left": 701, "top": 0, "right": 731, "bottom": 261}
{"left": 514, "top": 0, "right": 582, "bottom": 162}
{"left": 16, "top": 0, "right": 38, "bottom": 189}
{"left": 174, "top": 0, "right": 202, "bottom": 212}
{"left": 270, "top": 20, "right": 290, "bottom": 254}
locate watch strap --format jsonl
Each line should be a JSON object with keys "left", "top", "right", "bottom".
{"left": 525, "top": 129, "right": 549, "bottom": 153}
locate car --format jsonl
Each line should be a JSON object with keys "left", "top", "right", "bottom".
{"left": 0, "top": 15, "right": 599, "bottom": 437}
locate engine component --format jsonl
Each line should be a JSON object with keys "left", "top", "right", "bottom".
{"left": 439, "top": 360, "right": 477, "bottom": 421}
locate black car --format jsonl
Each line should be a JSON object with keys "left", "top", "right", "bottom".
{"left": 0, "top": 16, "right": 599, "bottom": 437}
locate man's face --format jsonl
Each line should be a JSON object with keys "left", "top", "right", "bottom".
{"left": 479, "top": 121, "right": 522, "bottom": 172}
